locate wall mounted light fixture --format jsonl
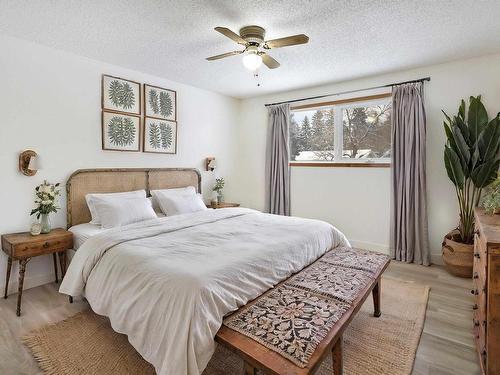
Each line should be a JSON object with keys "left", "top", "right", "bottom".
{"left": 19, "top": 150, "right": 41, "bottom": 176}
{"left": 206, "top": 157, "right": 216, "bottom": 171}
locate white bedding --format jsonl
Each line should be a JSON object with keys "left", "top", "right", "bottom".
{"left": 70, "top": 212, "right": 167, "bottom": 250}
{"left": 69, "top": 223, "right": 108, "bottom": 250}
{"left": 60, "top": 208, "right": 349, "bottom": 375}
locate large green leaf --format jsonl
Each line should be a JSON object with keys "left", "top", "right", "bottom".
{"left": 442, "top": 109, "right": 452, "bottom": 123}
{"left": 477, "top": 116, "right": 500, "bottom": 161}
{"left": 443, "top": 122, "right": 457, "bottom": 149}
{"left": 444, "top": 146, "right": 465, "bottom": 189}
{"left": 454, "top": 115, "right": 471, "bottom": 145}
{"left": 451, "top": 124, "right": 471, "bottom": 175}
{"left": 458, "top": 99, "right": 465, "bottom": 120}
{"left": 471, "top": 159, "right": 500, "bottom": 188}
{"left": 468, "top": 96, "right": 488, "bottom": 143}
{"left": 471, "top": 146, "right": 480, "bottom": 171}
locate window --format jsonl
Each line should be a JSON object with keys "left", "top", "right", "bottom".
{"left": 289, "top": 94, "right": 392, "bottom": 165}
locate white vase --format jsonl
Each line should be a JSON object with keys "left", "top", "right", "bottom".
{"left": 40, "top": 214, "right": 51, "bottom": 234}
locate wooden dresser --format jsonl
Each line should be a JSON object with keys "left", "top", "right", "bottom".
{"left": 473, "top": 208, "right": 500, "bottom": 374}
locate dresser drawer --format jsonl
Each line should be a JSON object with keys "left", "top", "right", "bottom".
{"left": 473, "top": 234, "right": 487, "bottom": 284}
{"left": 472, "top": 276, "right": 487, "bottom": 314}
{"left": 473, "top": 308, "right": 486, "bottom": 357}
{"left": 12, "top": 236, "right": 73, "bottom": 258}
{"left": 475, "top": 232, "right": 488, "bottom": 256}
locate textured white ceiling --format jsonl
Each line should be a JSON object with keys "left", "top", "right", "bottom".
{"left": 1, "top": 0, "right": 500, "bottom": 98}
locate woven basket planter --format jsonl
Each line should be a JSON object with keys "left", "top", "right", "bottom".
{"left": 442, "top": 229, "right": 473, "bottom": 278}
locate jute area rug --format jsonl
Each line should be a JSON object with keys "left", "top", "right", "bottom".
{"left": 24, "top": 278, "right": 429, "bottom": 375}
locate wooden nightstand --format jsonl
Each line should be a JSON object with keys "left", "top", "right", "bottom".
{"left": 207, "top": 202, "right": 240, "bottom": 209}
{"left": 1, "top": 228, "right": 73, "bottom": 316}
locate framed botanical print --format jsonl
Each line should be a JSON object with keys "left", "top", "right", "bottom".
{"left": 102, "top": 75, "right": 141, "bottom": 115}
{"left": 144, "top": 84, "right": 176, "bottom": 121}
{"left": 143, "top": 117, "right": 177, "bottom": 154}
{"left": 102, "top": 110, "right": 141, "bottom": 152}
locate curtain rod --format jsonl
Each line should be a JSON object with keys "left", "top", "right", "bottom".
{"left": 264, "top": 77, "right": 431, "bottom": 107}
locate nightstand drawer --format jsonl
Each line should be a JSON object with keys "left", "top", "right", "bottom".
{"left": 2, "top": 229, "right": 73, "bottom": 258}
{"left": 13, "top": 236, "right": 73, "bottom": 257}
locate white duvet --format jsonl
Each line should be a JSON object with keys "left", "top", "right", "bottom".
{"left": 60, "top": 208, "right": 349, "bottom": 375}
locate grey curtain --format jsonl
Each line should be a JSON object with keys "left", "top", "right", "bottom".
{"left": 390, "top": 82, "right": 430, "bottom": 265}
{"left": 265, "top": 103, "right": 291, "bottom": 215}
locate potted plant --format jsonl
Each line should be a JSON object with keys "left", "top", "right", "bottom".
{"left": 212, "top": 177, "right": 225, "bottom": 203}
{"left": 30, "top": 181, "right": 61, "bottom": 234}
{"left": 442, "top": 96, "right": 500, "bottom": 277}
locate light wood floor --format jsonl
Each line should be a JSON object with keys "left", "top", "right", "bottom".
{"left": 0, "top": 262, "right": 480, "bottom": 375}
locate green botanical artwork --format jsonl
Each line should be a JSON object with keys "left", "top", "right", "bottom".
{"left": 159, "top": 122, "right": 173, "bottom": 148}
{"left": 108, "top": 80, "right": 122, "bottom": 107}
{"left": 159, "top": 91, "right": 173, "bottom": 118}
{"left": 108, "top": 80, "right": 135, "bottom": 109}
{"left": 108, "top": 116, "right": 136, "bottom": 146}
{"left": 149, "top": 89, "right": 159, "bottom": 114}
{"left": 149, "top": 123, "right": 161, "bottom": 149}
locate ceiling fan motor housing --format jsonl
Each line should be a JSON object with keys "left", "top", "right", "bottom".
{"left": 240, "top": 25, "right": 265, "bottom": 45}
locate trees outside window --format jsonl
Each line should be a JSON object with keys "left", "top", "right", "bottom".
{"left": 342, "top": 104, "right": 391, "bottom": 159}
{"left": 289, "top": 96, "right": 391, "bottom": 163}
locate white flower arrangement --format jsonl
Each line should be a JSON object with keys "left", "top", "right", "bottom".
{"left": 30, "top": 180, "right": 61, "bottom": 219}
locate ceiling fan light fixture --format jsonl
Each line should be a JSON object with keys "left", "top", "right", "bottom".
{"left": 242, "top": 52, "right": 262, "bottom": 71}
{"left": 208, "top": 25, "right": 309, "bottom": 72}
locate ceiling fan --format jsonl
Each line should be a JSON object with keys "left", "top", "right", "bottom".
{"left": 206, "top": 25, "right": 309, "bottom": 71}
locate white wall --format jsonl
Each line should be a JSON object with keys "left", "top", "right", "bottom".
{"left": 0, "top": 35, "right": 240, "bottom": 295}
{"left": 234, "top": 53, "right": 500, "bottom": 263}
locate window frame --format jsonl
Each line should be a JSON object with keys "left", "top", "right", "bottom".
{"left": 289, "top": 93, "right": 392, "bottom": 168}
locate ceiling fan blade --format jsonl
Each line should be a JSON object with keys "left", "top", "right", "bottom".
{"left": 264, "top": 34, "right": 309, "bottom": 49}
{"left": 206, "top": 50, "right": 244, "bottom": 61}
{"left": 261, "top": 53, "right": 280, "bottom": 69}
{"left": 214, "top": 27, "right": 247, "bottom": 45}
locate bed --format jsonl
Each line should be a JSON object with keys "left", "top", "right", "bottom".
{"left": 59, "top": 168, "right": 364, "bottom": 375}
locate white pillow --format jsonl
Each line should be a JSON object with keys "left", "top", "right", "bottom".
{"left": 156, "top": 193, "right": 207, "bottom": 216}
{"left": 86, "top": 190, "right": 146, "bottom": 224}
{"left": 94, "top": 197, "right": 157, "bottom": 229}
{"left": 151, "top": 186, "right": 197, "bottom": 214}
{"left": 148, "top": 197, "right": 164, "bottom": 216}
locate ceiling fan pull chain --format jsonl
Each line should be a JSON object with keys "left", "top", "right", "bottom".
{"left": 253, "top": 71, "right": 261, "bottom": 87}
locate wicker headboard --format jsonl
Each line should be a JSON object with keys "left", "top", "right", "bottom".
{"left": 66, "top": 168, "right": 201, "bottom": 227}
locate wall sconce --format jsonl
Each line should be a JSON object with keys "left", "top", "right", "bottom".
{"left": 206, "top": 157, "right": 216, "bottom": 171}
{"left": 19, "top": 150, "right": 41, "bottom": 176}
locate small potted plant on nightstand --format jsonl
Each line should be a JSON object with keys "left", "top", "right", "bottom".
{"left": 213, "top": 177, "right": 225, "bottom": 203}
{"left": 442, "top": 96, "right": 500, "bottom": 277}
{"left": 30, "top": 180, "right": 61, "bottom": 234}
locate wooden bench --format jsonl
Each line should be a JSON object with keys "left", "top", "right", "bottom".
{"left": 216, "top": 259, "right": 390, "bottom": 375}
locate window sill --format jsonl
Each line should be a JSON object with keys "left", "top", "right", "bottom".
{"left": 289, "top": 162, "right": 391, "bottom": 168}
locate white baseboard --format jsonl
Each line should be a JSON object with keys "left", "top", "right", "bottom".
{"left": 349, "top": 240, "right": 390, "bottom": 254}
{"left": 1, "top": 272, "right": 56, "bottom": 297}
